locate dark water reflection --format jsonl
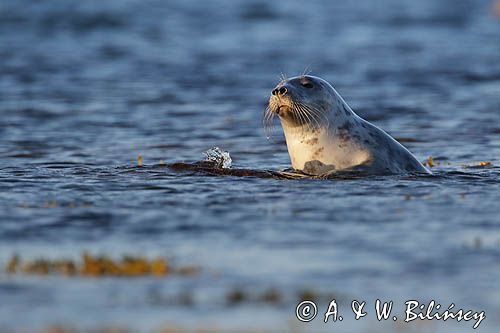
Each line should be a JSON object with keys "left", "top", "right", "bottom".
{"left": 1, "top": 0, "right": 500, "bottom": 332}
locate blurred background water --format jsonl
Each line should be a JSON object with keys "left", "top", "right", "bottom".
{"left": 0, "top": 0, "right": 499, "bottom": 332}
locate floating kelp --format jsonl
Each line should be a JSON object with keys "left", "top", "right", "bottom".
{"left": 165, "top": 147, "right": 344, "bottom": 180}
{"left": 464, "top": 161, "right": 493, "bottom": 168}
{"left": 226, "top": 288, "right": 282, "bottom": 305}
{"left": 135, "top": 147, "right": 437, "bottom": 180}
{"left": 168, "top": 160, "right": 290, "bottom": 179}
{"left": 424, "top": 156, "right": 434, "bottom": 168}
{"left": 5, "top": 253, "right": 199, "bottom": 278}
{"left": 161, "top": 146, "right": 308, "bottom": 179}
{"left": 167, "top": 160, "right": 373, "bottom": 180}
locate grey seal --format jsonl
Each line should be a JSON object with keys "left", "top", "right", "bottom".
{"left": 264, "top": 75, "right": 430, "bottom": 176}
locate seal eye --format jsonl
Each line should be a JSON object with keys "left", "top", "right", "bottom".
{"left": 301, "top": 82, "right": 314, "bottom": 89}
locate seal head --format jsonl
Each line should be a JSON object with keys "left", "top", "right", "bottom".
{"left": 265, "top": 75, "right": 430, "bottom": 175}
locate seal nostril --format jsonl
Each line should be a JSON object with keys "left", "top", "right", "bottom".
{"left": 279, "top": 87, "right": 287, "bottom": 95}
{"left": 272, "top": 88, "right": 278, "bottom": 96}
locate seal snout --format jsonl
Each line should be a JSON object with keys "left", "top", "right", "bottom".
{"left": 272, "top": 86, "right": 288, "bottom": 96}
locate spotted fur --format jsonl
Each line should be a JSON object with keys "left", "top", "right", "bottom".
{"left": 266, "top": 75, "right": 430, "bottom": 176}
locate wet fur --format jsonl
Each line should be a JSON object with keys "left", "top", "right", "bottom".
{"left": 266, "top": 75, "right": 430, "bottom": 176}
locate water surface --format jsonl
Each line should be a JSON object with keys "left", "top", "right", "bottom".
{"left": 0, "top": 0, "right": 500, "bottom": 332}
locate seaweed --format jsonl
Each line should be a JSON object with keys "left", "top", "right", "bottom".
{"left": 5, "top": 253, "right": 198, "bottom": 278}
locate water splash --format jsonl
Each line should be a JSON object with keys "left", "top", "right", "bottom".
{"left": 203, "top": 147, "right": 232, "bottom": 169}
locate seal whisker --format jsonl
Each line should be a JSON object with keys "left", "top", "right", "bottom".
{"left": 296, "top": 102, "right": 324, "bottom": 131}
{"left": 301, "top": 65, "right": 313, "bottom": 77}
{"left": 290, "top": 104, "right": 304, "bottom": 128}
{"left": 312, "top": 107, "right": 330, "bottom": 129}
{"left": 295, "top": 103, "right": 317, "bottom": 132}
{"left": 306, "top": 107, "right": 323, "bottom": 132}
{"left": 295, "top": 105, "right": 312, "bottom": 133}
{"left": 293, "top": 102, "right": 315, "bottom": 132}
{"left": 299, "top": 104, "right": 321, "bottom": 130}
{"left": 306, "top": 108, "right": 321, "bottom": 129}
{"left": 302, "top": 102, "right": 330, "bottom": 129}
{"left": 278, "top": 72, "right": 288, "bottom": 84}
{"left": 300, "top": 102, "right": 322, "bottom": 133}
{"left": 296, "top": 105, "right": 310, "bottom": 131}
{"left": 292, "top": 102, "right": 313, "bottom": 132}
{"left": 263, "top": 105, "right": 277, "bottom": 139}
